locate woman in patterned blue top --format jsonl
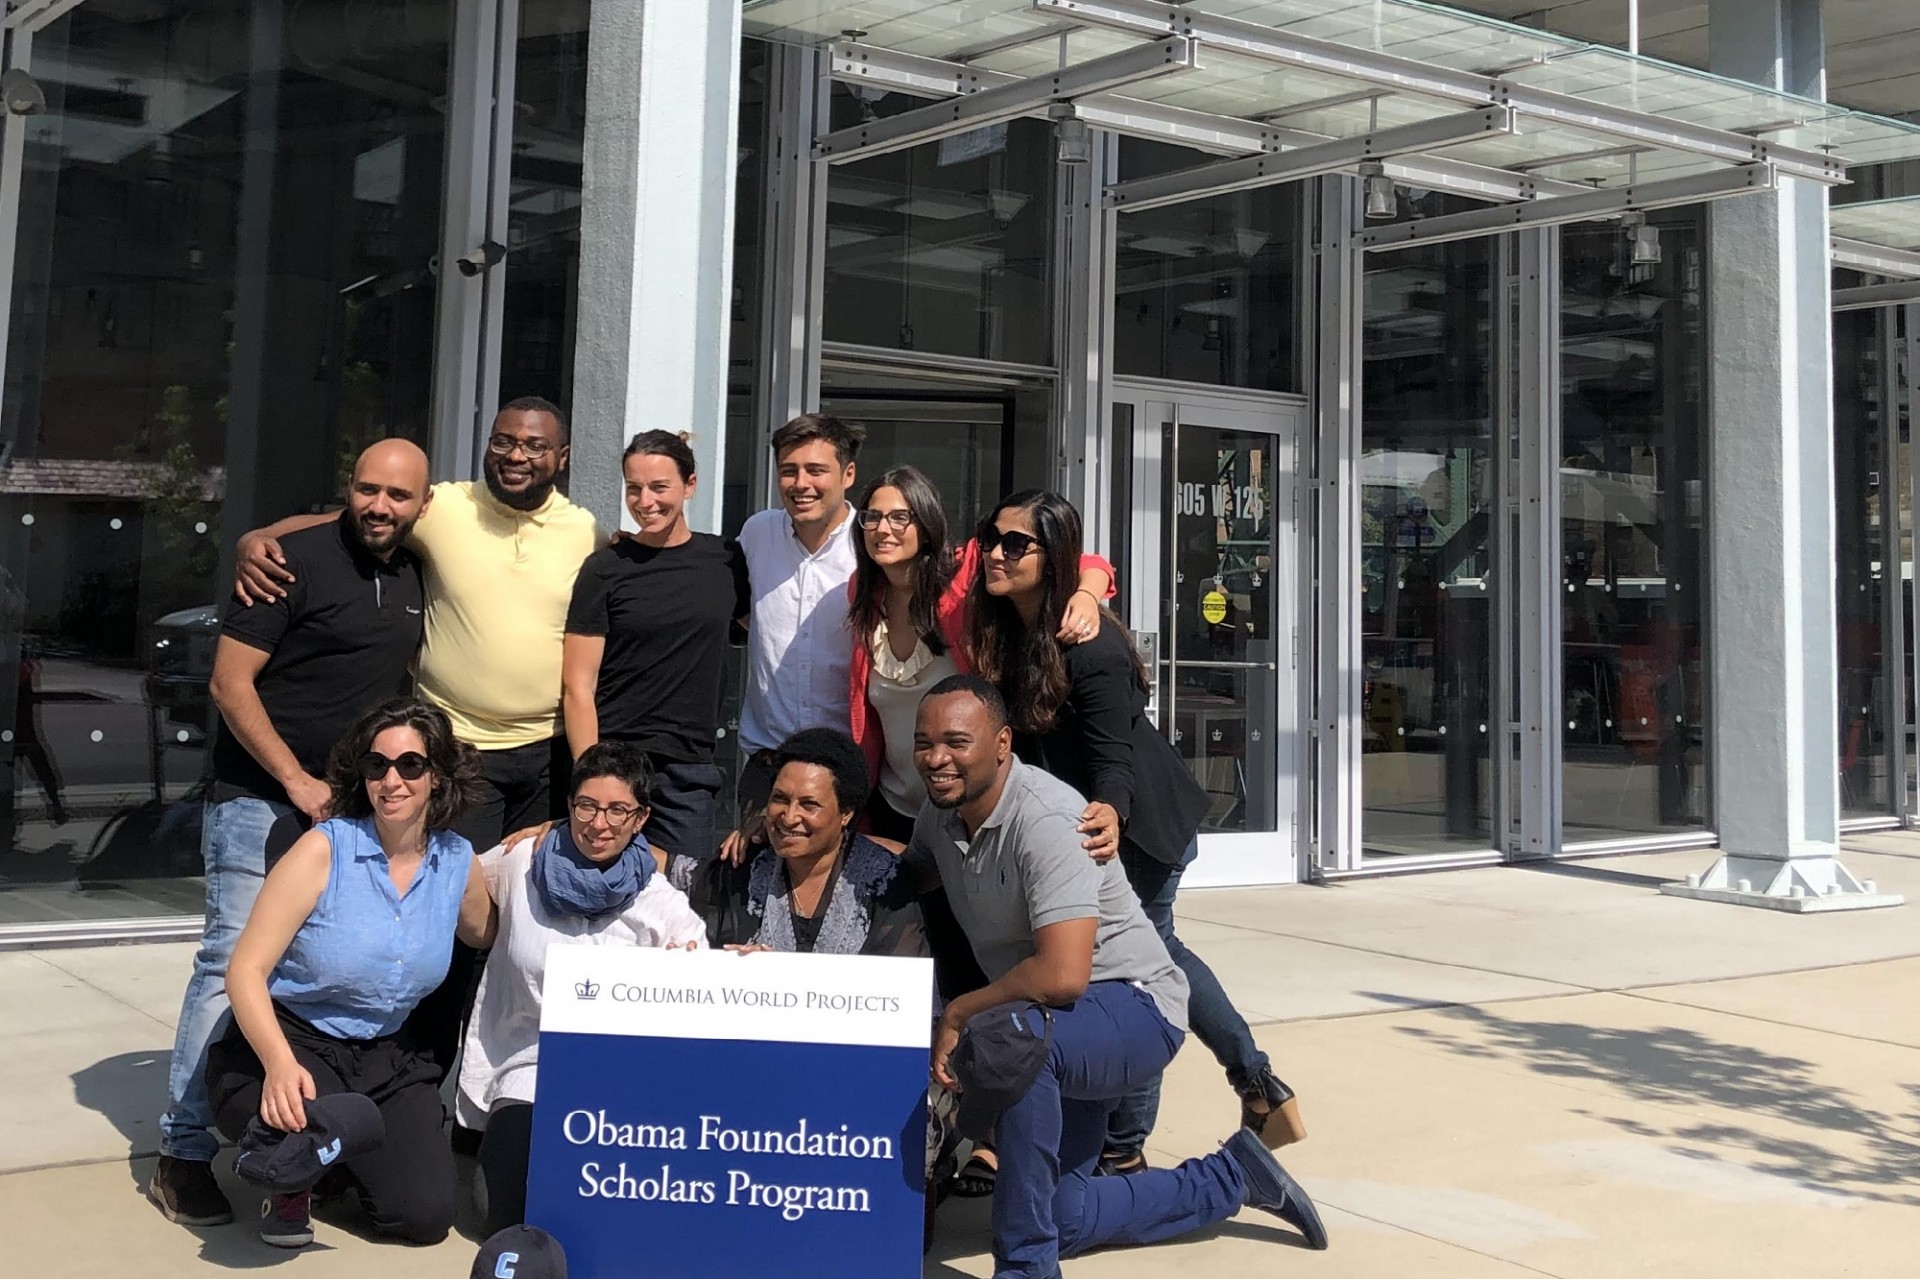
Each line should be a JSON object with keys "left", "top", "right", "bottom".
{"left": 206, "top": 698, "right": 492, "bottom": 1250}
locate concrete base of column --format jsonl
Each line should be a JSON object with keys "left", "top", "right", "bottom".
{"left": 1661, "top": 851, "right": 1904, "bottom": 912}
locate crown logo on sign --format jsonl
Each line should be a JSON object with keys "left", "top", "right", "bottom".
{"left": 575, "top": 979, "right": 600, "bottom": 1000}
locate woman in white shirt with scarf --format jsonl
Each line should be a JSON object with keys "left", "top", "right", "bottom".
{"left": 458, "top": 741, "right": 705, "bottom": 1233}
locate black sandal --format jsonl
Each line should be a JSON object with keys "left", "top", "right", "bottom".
{"left": 950, "top": 1148, "right": 998, "bottom": 1198}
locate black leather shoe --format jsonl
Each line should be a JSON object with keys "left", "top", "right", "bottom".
{"left": 147, "top": 1156, "right": 235, "bottom": 1227}
{"left": 1222, "top": 1128, "right": 1328, "bottom": 1250}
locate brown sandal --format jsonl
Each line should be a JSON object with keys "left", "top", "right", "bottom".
{"left": 1241, "top": 1070, "right": 1308, "bottom": 1149}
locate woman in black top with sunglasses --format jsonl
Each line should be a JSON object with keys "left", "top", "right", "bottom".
{"left": 969, "top": 491, "right": 1307, "bottom": 1176}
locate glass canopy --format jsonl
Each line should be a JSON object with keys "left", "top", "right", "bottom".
{"left": 1832, "top": 199, "right": 1920, "bottom": 253}
{"left": 743, "top": 0, "right": 1920, "bottom": 191}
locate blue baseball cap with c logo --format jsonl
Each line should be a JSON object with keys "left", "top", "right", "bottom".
{"left": 472, "top": 1225, "right": 567, "bottom": 1279}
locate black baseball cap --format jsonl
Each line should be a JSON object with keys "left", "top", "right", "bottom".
{"left": 473, "top": 1225, "right": 568, "bottom": 1279}
{"left": 233, "top": 1092, "right": 384, "bottom": 1193}
{"left": 950, "top": 1001, "right": 1054, "bottom": 1140}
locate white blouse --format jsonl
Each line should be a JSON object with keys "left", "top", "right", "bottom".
{"left": 867, "top": 619, "right": 959, "bottom": 819}
{"left": 456, "top": 837, "right": 707, "bottom": 1127}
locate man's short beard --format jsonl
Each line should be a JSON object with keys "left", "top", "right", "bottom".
{"left": 352, "top": 512, "right": 417, "bottom": 552}
{"left": 484, "top": 466, "right": 556, "bottom": 511}
{"left": 926, "top": 772, "right": 995, "bottom": 811}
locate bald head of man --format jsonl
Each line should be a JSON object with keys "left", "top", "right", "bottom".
{"left": 346, "top": 438, "right": 432, "bottom": 556}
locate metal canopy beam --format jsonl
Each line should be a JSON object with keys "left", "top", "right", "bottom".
{"left": 1359, "top": 164, "right": 1775, "bottom": 251}
{"left": 1834, "top": 280, "right": 1920, "bottom": 311}
{"left": 830, "top": 43, "right": 1291, "bottom": 154}
{"left": 3, "top": 0, "right": 83, "bottom": 32}
{"left": 1034, "top": 0, "right": 1850, "bottom": 186}
{"left": 1107, "top": 106, "right": 1518, "bottom": 212}
{"left": 828, "top": 43, "right": 1584, "bottom": 203}
{"left": 1831, "top": 236, "right": 1920, "bottom": 279}
{"left": 813, "top": 37, "right": 1197, "bottom": 162}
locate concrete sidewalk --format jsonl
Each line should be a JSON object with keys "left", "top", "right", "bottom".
{"left": 5, "top": 835, "right": 1918, "bottom": 1277}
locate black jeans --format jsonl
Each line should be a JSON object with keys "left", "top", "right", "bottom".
{"left": 411, "top": 736, "right": 571, "bottom": 1081}
{"left": 206, "top": 1008, "right": 453, "bottom": 1245}
{"left": 477, "top": 1099, "right": 536, "bottom": 1235}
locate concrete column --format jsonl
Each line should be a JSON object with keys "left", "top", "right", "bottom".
{"left": 571, "top": 1, "right": 744, "bottom": 532}
{"left": 1664, "top": 0, "right": 1901, "bottom": 910}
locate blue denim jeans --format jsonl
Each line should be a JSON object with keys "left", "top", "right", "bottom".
{"left": 993, "top": 981, "right": 1246, "bottom": 1279}
{"left": 158, "top": 796, "right": 296, "bottom": 1161}
{"left": 1106, "top": 839, "right": 1270, "bottom": 1159}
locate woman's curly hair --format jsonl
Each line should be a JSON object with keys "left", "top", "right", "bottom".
{"left": 323, "top": 697, "right": 486, "bottom": 833}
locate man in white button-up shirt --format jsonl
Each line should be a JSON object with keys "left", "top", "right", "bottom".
{"left": 730, "top": 413, "right": 865, "bottom": 845}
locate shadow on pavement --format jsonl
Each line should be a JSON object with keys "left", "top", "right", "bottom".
{"left": 73, "top": 1050, "right": 172, "bottom": 1184}
{"left": 1512, "top": 861, "right": 1675, "bottom": 889}
{"left": 1375, "top": 997, "right": 1920, "bottom": 1206}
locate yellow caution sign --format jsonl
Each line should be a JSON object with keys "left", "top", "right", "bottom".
{"left": 1201, "top": 590, "right": 1228, "bottom": 625}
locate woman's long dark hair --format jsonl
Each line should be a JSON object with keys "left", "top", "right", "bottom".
{"left": 324, "top": 697, "right": 486, "bottom": 833}
{"left": 967, "top": 490, "right": 1147, "bottom": 734}
{"left": 849, "top": 465, "right": 957, "bottom": 658}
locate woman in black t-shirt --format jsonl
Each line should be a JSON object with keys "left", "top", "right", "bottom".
{"left": 562, "top": 431, "right": 750, "bottom": 879}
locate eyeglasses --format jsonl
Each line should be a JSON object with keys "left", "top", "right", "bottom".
{"left": 857, "top": 509, "right": 915, "bottom": 532}
{"left": 571, "top": 797, "right": 645, "bottom": 824}
{"left": 356, "top": 751, "right": 430, "bottom": 782}
{"left": 487, "top": 434, "right": 557, "bottom": 459}
{"left": 977, "top": 527, "right": 1043, "bottom": 561}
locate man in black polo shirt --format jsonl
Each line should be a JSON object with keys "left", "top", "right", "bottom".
{"left": 148, "top": 439, "right": 432, "bottom": 1230}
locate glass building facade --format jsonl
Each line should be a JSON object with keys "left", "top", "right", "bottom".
{"left": 0, "top": 1, "right": 1911, "bottom": 940}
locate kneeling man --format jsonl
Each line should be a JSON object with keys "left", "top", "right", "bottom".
{"left": 910, "top": 675, "right": 1327, "bottom": 1278}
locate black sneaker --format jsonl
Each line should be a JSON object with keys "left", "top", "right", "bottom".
{"left": 146, "top": 1156, "right": 234, "bottom": 1227}
{"left": 259, "top": 1191, "right": 314, "bottom": 1249}
{"left": 1222, "top": 1128, "right": 1328, "bottom": 1250}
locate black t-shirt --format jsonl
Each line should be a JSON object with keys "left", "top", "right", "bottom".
{"left": 211, "top": 515, "right": 426, "bottom": 805}
{"left": 565, "top": 533, "right": 750, "bottom": 764}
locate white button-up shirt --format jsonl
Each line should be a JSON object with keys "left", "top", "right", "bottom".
{"left": 737, "top": 503, "right": 860, "bottom": 753}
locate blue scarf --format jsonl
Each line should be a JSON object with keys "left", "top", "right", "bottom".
{"left": 531, "top": 825, "right": 652, "bottom": 921}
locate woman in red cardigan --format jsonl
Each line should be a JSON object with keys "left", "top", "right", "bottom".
{"left": 845, "top": 466, "right": 1114, "bottom": 844}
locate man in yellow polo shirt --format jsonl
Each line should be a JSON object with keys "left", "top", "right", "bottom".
{"left": 232, "top": 396, "right": 601, "bottom": 1076}
{"left": 237, "top": 398, "right": 599, "bottom": 845}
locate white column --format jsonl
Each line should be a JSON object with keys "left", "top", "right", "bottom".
{"left": 1664, "top": 0, "right": 1901, "bottom": 910}
{"left": 571, "top": 1, "right": 744, "bottom": 532}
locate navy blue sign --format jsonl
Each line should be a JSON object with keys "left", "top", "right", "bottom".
{"left": 526, "top": 946, "right": 933, "bottom": 1278}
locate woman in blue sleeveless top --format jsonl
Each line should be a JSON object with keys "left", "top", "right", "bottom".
{"left": 206, "top": 698, "right": 492, "bottom": 1250}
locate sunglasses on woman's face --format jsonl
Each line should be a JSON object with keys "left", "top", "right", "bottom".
{"left": 356, "top": 751, "right": 430, "bottom": 782}
{"left": 977, "top": 527, "right": 1043, "bottom": 561}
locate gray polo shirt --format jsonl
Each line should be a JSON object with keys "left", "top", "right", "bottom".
{"left": 912, "top": 759, "right": 1189, "bottom": 1029}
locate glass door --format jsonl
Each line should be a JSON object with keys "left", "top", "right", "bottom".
{"left": 1126, "top": 394, "right": 1300, "bottom": 887}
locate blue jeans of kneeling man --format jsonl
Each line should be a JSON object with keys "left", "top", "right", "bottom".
{"left": 159, "top": 796, "right": 300, "bottom": 1162}
{"left": 993, "top": 980, "right": 1247, "bottom": 1279}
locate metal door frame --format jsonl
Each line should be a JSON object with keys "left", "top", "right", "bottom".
{"left": 1112, "top": 378, "right": 1306, "bottom": 886}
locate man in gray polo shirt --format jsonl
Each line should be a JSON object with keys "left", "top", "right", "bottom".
{"left": 910, "top": 674, "right": 1326, "bottom": 1278}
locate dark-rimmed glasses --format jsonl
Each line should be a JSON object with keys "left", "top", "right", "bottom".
{"left": 857, "top": 509, "right": 916, "bottom": 532}
{"left": 487, "top": 434, "right": 557, "bottom": 458}
{"left": 571, "top": 797, "right": 645, "bottom": 824}
{"left": 356, "top": 751, "right": 430, "bottom": 782}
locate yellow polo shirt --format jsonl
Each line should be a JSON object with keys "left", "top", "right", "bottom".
{"left": 410, "top": 480, "right": 602, "bottom": 750}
